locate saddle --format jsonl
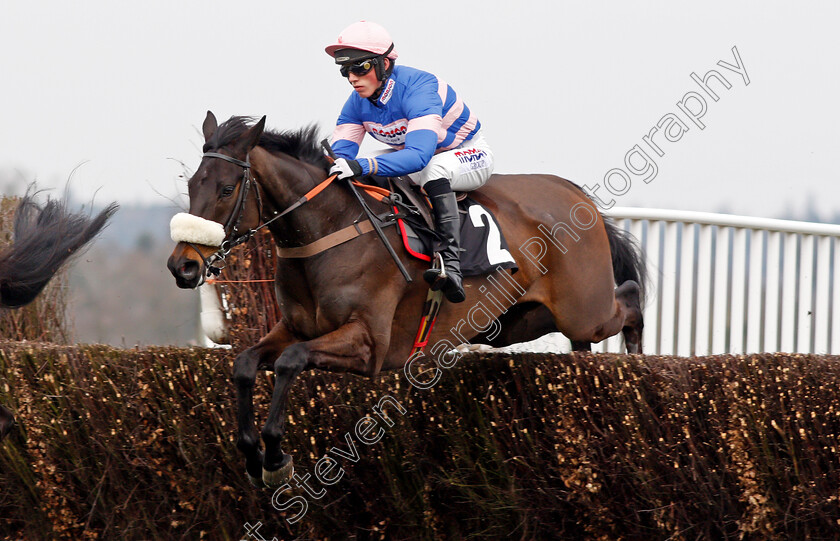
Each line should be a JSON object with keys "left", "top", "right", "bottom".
{"left": 371, "top": 176, "right": 426, "bottom": 227}
{"left": 369, "top": 175, "right": 518, "bottom": 277}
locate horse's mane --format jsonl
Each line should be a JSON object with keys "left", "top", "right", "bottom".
{"left": 203, "top": 116, "right": 329, "bottom": 172}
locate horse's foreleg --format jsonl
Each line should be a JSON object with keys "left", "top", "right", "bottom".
{"left": 261, "top": 321, "right": 374, "bottom": 486}
{"left": 0, "top": 403, "right": 14, "bottom": 443}
{"left": 234, "top": 320, "right": 298, "bottom": 486}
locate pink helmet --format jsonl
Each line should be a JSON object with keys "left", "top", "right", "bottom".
{"left": 325, "top": 21, "right": 399, "bottom": 61}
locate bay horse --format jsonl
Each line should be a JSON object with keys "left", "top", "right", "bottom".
{"left": 167, "top": 112, "right": 645, "bottom": 486}
{"left": 0, "top": 188, "right": 117, "bottom": 442}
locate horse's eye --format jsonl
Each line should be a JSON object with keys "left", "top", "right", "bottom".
{"left": 221, "top": 185, "right": 235, "bottom": 197}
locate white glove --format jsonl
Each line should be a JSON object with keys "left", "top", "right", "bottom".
{"left": 329, "top": 158, "right": 363, "bottom": 180}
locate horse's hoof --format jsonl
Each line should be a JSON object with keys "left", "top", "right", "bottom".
{"left": 246, "top": 471, "right": 265, "bottom": 488}
{"left": 245, "top": 451, "right": 266, "bottom": 488}
{"left": 262, "top": 454, "right": 294, "bottom": 486}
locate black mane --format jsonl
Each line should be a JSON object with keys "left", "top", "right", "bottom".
{"left": 204, "top": 116, "right": 329, "bottom": 171}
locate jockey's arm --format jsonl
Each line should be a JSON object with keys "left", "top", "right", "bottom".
{"left": 331, "top": 125, "right": 438, "bottom": 178}
{"left": 360, "top": 128, "right": 438, "bottom": 177}
{"left": 331, "top": 77, "right": 444, "bottom": 178}
{"left": 331, "top": 121, "right": 366, "bottom": 161}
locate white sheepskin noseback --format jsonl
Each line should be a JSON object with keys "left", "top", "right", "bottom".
{"left": 170, "top": 213, "right": 226, "bottom": 246}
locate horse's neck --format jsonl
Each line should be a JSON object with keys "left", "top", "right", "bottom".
{"left": 252, "top": 149, "right": 355, "bottom": 248}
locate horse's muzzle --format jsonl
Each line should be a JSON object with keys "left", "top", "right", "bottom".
{"left": 167, "top": 243, "right": 208, "bottom": 289}
{"left": 168, "top": 256, "right": 202, "bottom": 289}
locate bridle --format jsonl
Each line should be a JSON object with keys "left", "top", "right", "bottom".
{"left": 188, "top": 151, "right": 340, "bottom": 282}
{"left": 185, "top": 151, "right": 261, "bottom": 281}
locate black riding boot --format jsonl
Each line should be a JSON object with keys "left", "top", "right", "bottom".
{"left": 422, "top": 181, "right": 466, "bottom": 303}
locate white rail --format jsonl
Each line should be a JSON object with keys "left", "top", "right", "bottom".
{"left": 598, "top": 207, "right": 840, "bottom": 355}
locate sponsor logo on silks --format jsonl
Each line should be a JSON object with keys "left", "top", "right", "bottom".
{"left": 454, "top": 148, "right": 488, "bottom": 164}
{"left": 459, "top": 160, "right": 489, "bottom": 173}
{"left": 379, "top": 79, "right": 396, "bottom": 105}
{"left": 368, "top": 121, "right": 408, "bottom": 144}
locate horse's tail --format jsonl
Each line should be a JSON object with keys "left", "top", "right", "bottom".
{"left": 604, "top": 218, "right": 647, "bottom": 306}
{"left": 0, "top": 190, "right": 118, "bottom": 308}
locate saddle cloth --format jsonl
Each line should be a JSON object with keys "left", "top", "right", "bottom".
{"left": 383, "top": 177, "right": 518, "bottom": 277}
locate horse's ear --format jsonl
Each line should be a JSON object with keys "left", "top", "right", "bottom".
{"left": 243, "top": 116, "right": 266, "bottom": 150}
{"left": 202, "top": 111, "right": 218, "bottom": 142}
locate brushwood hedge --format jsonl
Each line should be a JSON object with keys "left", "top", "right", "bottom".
{"left": 1, "top": 343, "right": 840, "bottom": 540}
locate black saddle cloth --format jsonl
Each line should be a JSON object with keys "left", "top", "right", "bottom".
{"left": 378, "top": 177, "right": 518, "bottom": 277}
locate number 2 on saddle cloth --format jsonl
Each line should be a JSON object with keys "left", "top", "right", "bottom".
{"left": 383, "top": 181, "right": 518, "bottom": 357}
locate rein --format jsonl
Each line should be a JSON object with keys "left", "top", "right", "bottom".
{"left": 192, "top": 148, "right": 413, "bottom": 285}
{"left": 192, "top": 151, "right": 340, "bottom": 280}
{"left": 198, "top": 150, "right": 442, "bottom": 359}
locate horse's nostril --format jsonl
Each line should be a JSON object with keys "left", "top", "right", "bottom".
{"left": 168, "top": 254, "right": 201, "bottom": 286}
{"left": 180, "top": 260, "right": 199, "bottom": 279}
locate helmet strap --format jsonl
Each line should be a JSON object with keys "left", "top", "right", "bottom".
{"left": 373, "top": 43, "right": 394, "bottom": 81}
{"left": 368, "top": 45, "right": 395, "bottom": 104}
{"left": 369, "top": 81, "right": 385, "bottom": 104}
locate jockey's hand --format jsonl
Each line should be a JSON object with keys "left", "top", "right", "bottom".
{"left": 329, "top": 158, "right": 363, "bottom": 180}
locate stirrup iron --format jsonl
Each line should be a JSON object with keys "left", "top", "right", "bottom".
{"left": 424, "top": 253, "right": 448, "bottom": 291}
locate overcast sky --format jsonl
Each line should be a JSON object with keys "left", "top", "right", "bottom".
{"left": 1, "top": 1, "right": 838, "bottom": 220}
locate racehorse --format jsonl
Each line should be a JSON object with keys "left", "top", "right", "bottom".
{"left": 167, "top": 112, "right": 645, "bottom": 486}
{"left": 0, "top": 188, "right": 117, "bottom": 442}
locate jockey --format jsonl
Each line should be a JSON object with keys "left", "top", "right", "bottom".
{"left": 325, "top": 20, "right": 494, "bottom": 304}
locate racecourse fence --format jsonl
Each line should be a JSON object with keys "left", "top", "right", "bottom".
{"left": 599, "top": 208, "right": 840, "bottom": 356}
{"left": 3, "top": 344, "right": 840, "bottom": 540}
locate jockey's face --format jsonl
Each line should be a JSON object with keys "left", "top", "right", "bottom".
{"left": 347, "top": 58, "right": 389, "bottom": 99}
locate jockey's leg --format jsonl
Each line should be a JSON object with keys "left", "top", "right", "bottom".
{"left": 411, "top": 132, "right": 495, "bottom": 303}
{"left": 422, "top": 178, "right": 466, "bottom": 303}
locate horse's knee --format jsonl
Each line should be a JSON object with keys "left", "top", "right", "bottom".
{"left": 232, "top": 349, "right": 260, "bottom": 386}
{"left": 616, "top": 280, "right": 642, "bottom": 309}
{"left": 616, "top": 279, "right": 639, "bottom": 293}
{"left": 273, "top": 344, "right": 309, "bottom": 377}
{"left": 618, "top": 283, "right": 644, "bottom": 353}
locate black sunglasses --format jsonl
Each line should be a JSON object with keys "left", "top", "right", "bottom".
{"left": 339, "top": 59, "right": 375, "bottom": 78}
